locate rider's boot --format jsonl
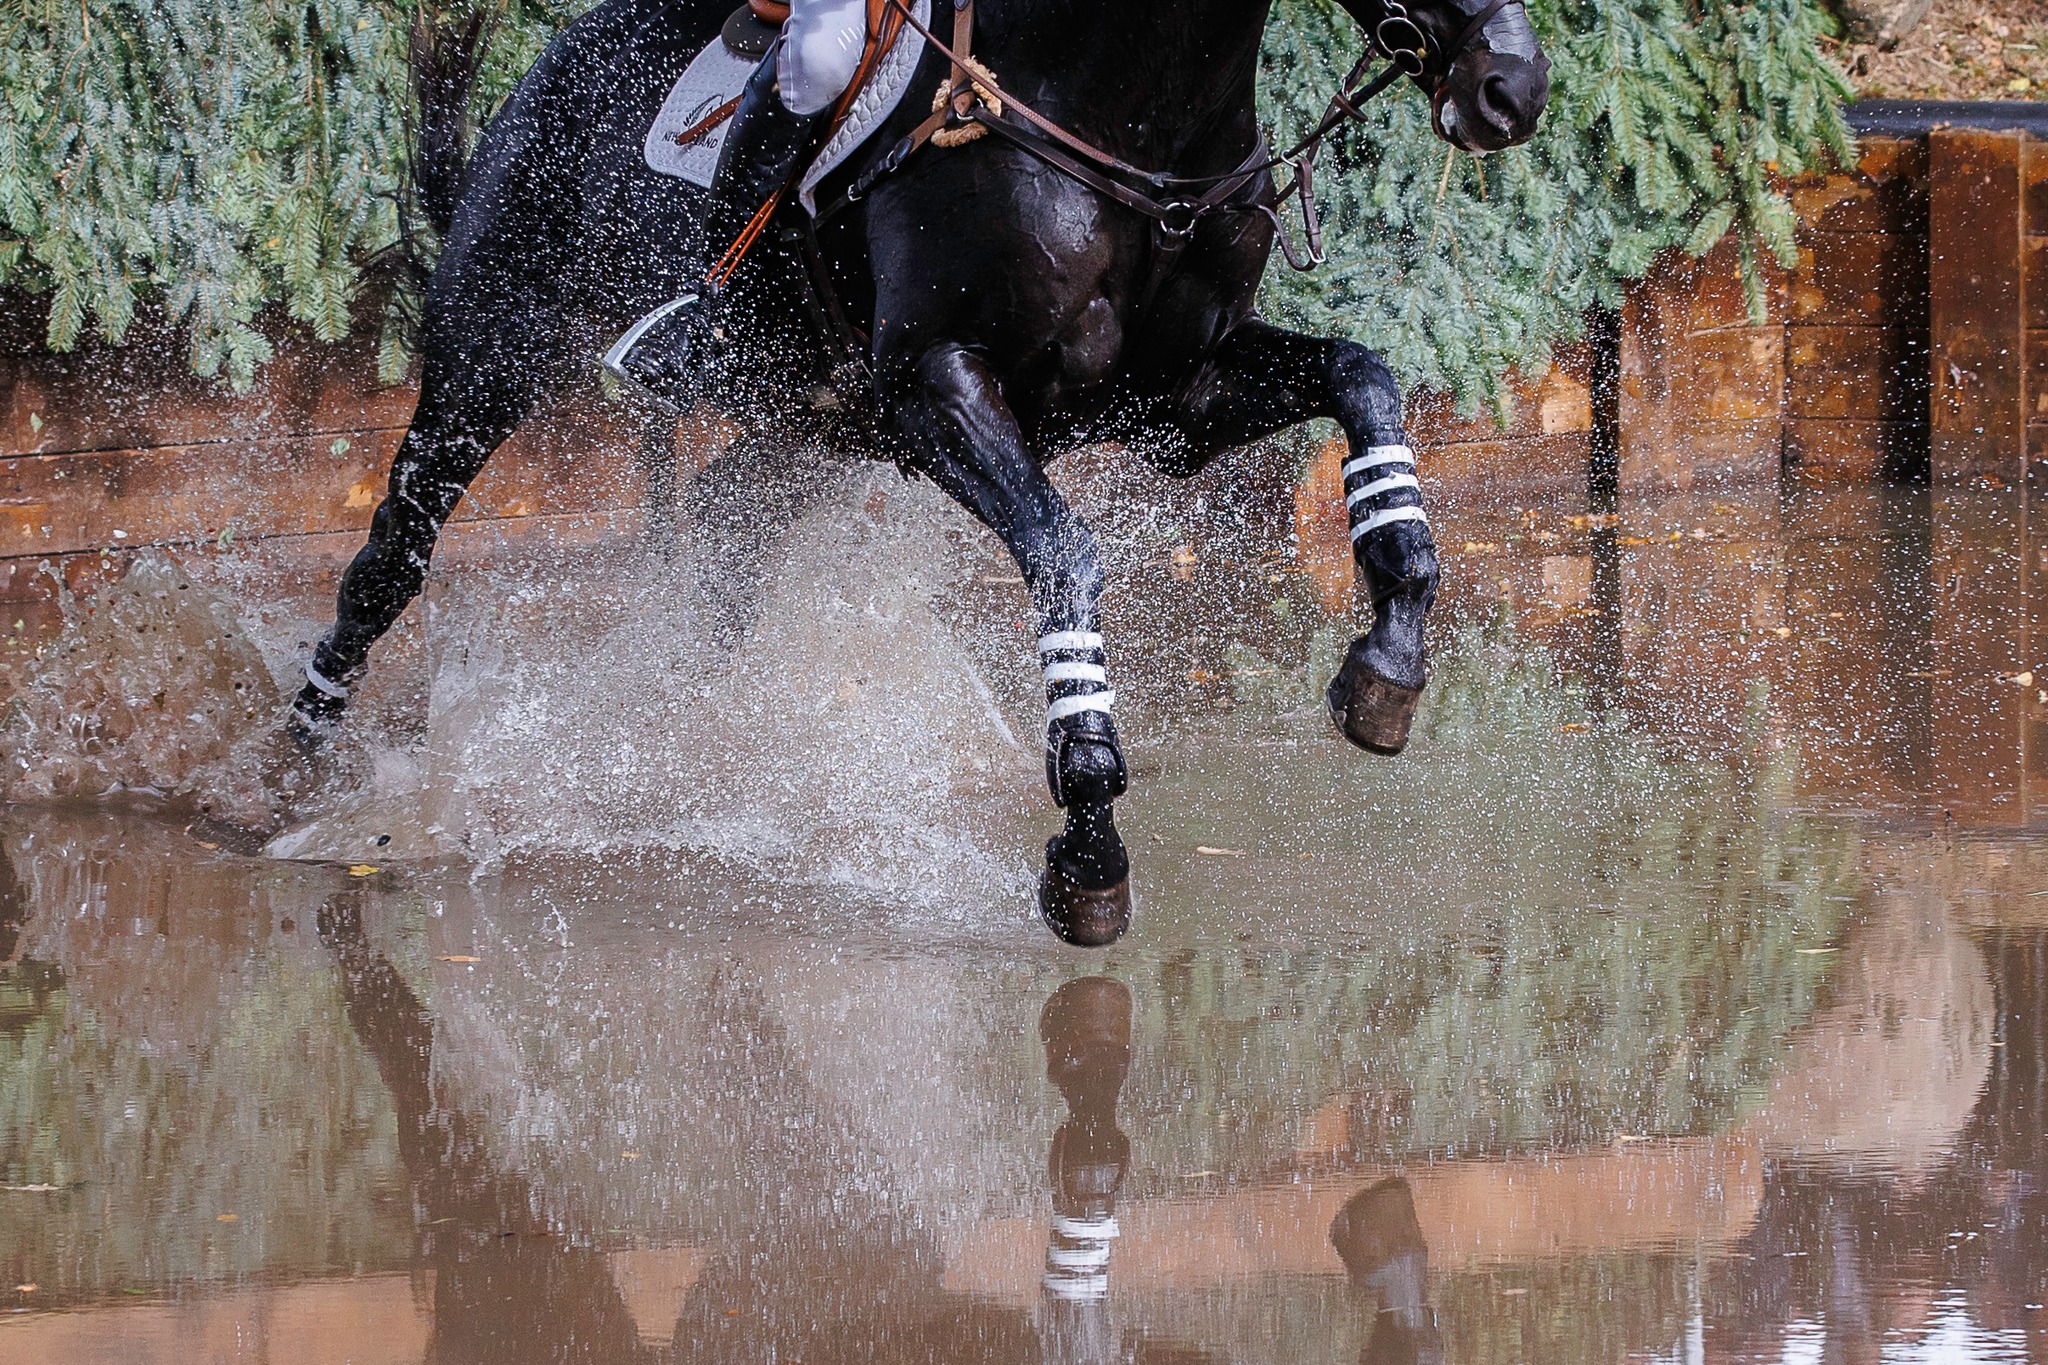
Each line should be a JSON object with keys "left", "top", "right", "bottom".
{"left": 603, "top": 45, "right": 824, "bottom": 409}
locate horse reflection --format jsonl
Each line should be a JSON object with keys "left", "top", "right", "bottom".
{"left": 1036, "top": 976, "right": 1134, "bottom": 1362}
{"left": 317, "top": 914, "right": 1218, "bottom": 1363}
{"left": 1332, "top": 1179, "right": 1442, "bottom": 1365}
{"left": 317, "top": 890, "right": 659, "bottom": 1364}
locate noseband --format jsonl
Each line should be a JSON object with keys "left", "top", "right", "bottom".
{"left": 1371, "top": 0, "right": 1522, "bottom": 85}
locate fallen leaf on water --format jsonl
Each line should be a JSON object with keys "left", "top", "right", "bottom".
{"left": 347, "top": 865, "right": 380, "bottom": 877}
{"left": 1772, "top": 627, "right": 1793, "bottom": 639}
{"left": 14, "top": 1285, "right": 34, "bottom": 1294}
{"left": 436, "top": 955, "right": 480, "bottom": 964}
{"left": 216, "top": 1214, "right": 238, "bottom": 1223}
{"left": 1461, "top": 540, "right": 1501, "bottom": 553}
{"left": 1618, "top": 535, "right": 1656, "bottom": 546}
{"left": 1195, "top": 846, "right": 1247, "bottom": 857}
{"left": 2001, "top": 670, "right": 2035, "bottom": 686}
{"left": 1555, "top": 722, "right": 1589, "bottom": 734}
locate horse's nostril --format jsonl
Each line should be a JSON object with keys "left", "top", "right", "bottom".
{"left": 1466, "top": 53, "right": 1550, "bottom": 143}
{"left": 1477, "top": 73, "right": 1519, "bottom": 133}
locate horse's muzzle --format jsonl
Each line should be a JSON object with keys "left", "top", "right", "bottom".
{"left": 1432, "top": 50, "right": 1550, "bottom": 153}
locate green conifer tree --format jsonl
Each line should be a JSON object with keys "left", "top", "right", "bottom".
{"left": 1, "top": 0, "right": 1852, "bottom": 399}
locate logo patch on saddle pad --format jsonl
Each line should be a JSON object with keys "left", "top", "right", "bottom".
{"left": 643, "top": 0, "right": 929, "bottom": 213}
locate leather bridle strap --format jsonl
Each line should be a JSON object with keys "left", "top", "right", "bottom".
{"left": 815, "top": 0, "right": 1523, "bottom": 249}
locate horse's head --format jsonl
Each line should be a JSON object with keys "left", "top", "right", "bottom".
{"left": 1341, "top": 0, "right": 1550, "bottom": 153}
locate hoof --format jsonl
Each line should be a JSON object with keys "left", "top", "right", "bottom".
{"left": 1039, "top": 865, "right": 1132, "bottom": 948}
{"left": 1326, "top": 656, "right": 1424, "bottom": 756}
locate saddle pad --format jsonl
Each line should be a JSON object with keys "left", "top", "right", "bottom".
{"left": 643, "top": 39, "right": 757, "bottom": 187}
{"left": 641, "top": 1, "right": 929, "bottom": 214}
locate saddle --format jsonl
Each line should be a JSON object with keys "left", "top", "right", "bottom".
{"left": 646, "top": 0, "right": 930, "bottom": 194}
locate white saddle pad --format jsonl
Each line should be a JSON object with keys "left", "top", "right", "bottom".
{"left": 642, "top": 2, "right": 930, "bottom": 216}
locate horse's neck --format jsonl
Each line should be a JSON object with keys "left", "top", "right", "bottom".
{"left": 990, "top": 0, "right": 1272, "bottom": 171}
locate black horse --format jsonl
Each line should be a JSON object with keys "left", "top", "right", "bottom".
{"left": 289, "top": 0, "right": 1549, "bottom": 944}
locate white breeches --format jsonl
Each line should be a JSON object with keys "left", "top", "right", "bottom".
{"left": 778, "top": 0, "right": 868, "bottom": 116}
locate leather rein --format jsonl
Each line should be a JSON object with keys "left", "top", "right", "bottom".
{"left": 816, "top": 0, "right": 1521, "bottom": 271}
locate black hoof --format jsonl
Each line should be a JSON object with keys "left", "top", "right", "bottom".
{"left": 1039, "top": 864, "right": 1132, "bottom": 948}
{"left": 1326, "top": 653, "right": 1424, "bottom": 756}
{"left": 265, "top": 700, "right": 339, "bottom": 814}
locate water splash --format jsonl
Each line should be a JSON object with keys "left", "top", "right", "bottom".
{"left": 269, "top": 468, "right": 1040, "bottom": 903}
{"left": 0, "top": 555, "right": 282, "bottom": 816}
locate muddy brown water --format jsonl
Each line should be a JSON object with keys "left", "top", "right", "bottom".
{"left": 2, "top": 469, "right": 2046, "bottom": 1363}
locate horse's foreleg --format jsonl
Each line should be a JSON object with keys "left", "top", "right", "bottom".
{"left": 1165, "top": 320, "right": 1437, "bottom": 755}
{"left": 292, "top": 351, "right": 541, "bottom": 737}
{"left": 885, "top": 342, "right": 1131, "bottom": 946}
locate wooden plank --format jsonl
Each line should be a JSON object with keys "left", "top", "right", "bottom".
{"left": 1929, "top": 128, "right": 2027, "bottom": 484}
{"left": 1669, "top": 326, "right": 1784, "bottom": 424}
{"left": 2027, "top": 239, "right": 2048, "bottom": 333}
{"left": 0, "top": 507, "right": 653, "bottom": 604}
{"left": 2026, "top": 135, "right": 2048, "bottom": 238}
{"left": 1789, "top": 230, "right": 1928, "bottom": 329}
{"left": 0, "top": 407, "right": 646, "bottom": 560}
{"left": 1785, "top": 325, "right": 1925, "bottom": 423}
{"left": 1790, "top": 139, "right": 1927, "bottom": 236}
{"left": 1, "top": 317, "right": 415, "bottom": 460}
{"left": 1929, "top": 489, "right": 2029, "bottom": 822}
{"left": 1783, "top": 419, "right": 1924, "bottom": 485}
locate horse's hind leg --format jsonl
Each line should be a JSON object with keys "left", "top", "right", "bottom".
{"left": 292, "top": 343, "right": 546, "bottom": 735}
{"left": 1158, "top": 320, "right": 1437, "bottom": 755}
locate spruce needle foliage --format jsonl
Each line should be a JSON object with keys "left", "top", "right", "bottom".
{"left": 0, "top": 0, "right": 564, "bottom": 387}
{"left": 2, "top": 0, "right": 1851, "bottom": 396}
{"left": 1259, "top": 0, "right": 1854, "bottom": 408}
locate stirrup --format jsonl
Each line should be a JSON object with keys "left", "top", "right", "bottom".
{"left": 601, "top": 293, "right": 701, "bottom": 380}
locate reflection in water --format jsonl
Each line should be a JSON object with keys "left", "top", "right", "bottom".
{"left": 8, "top": 486, "right": 2048, "bottom": 1362}
{"left": 1039, "top": 978, "right": 1134, "bottom": 1362}
{"left": 318, "top": 889, "right": 655, "bottom": 1364}
{"left": 1333, "top": 1180, "right": 1441, "bottom": 1365}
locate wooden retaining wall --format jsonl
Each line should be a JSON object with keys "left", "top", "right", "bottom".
{"left": 3, "top": 102, "right": 2043, "bottom": 602}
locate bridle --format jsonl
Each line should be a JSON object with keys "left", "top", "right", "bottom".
{"left": 817, "top": 0, "right": 1525, "bottom": 272}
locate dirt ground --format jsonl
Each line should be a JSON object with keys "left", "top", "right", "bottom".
{"left": 1833, "top": 0, "right": 2048, "bottom": 100}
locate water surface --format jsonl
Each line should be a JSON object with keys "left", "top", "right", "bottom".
{"left": 2, "top": 468, "right": 2044, "bottom": 1363}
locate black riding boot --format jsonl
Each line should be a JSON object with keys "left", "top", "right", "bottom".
{"left": 603, "top": 42, "right": 824, "bottom": 408}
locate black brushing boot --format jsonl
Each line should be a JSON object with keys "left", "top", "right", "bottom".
{"left": 603, "top": 42, "right": 824, "bottom": 409}
{"left": 1327, "top": 503, "right": 1438, "bottom": 756}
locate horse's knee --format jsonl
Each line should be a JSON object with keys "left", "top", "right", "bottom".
{"left": 1328, "top": 342, "right": 1403, "bottom": 440}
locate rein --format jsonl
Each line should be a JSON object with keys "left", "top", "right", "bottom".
{"left": 816, "top": 0, "right": 1519, "bottom": 270}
